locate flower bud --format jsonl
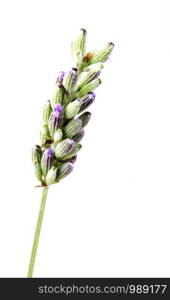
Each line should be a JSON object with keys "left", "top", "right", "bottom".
{"left": 48, "top": 104, "right": 62, "bottom": 137}
{"left": 60, "top": 143, "right": 82, "bottom": 160}
{"left": 72, "top": 129, "right": 84, "bottom": 143}
{"left": 46, "top": 166, "right": 58, "bottom": 185}
{"left": 71, "top": 28, "right": 87, "bottom": 66}
{"left": 56, "top": 162, "right": 74, "bottom": 181}
{"left": 75, "top": 78, "right": 101, "bottom": 98}
{"left": 65, "top": 99, "right": 82, "bottom": 119}
{"left": 40, "top": 125, "right": 51, "bottom": 146}
{"left": 41, "top": 147, "right": 54, "bottom": 175}
{"left": 54, "top": 128, "right": 63, "bottom": 143}
{"left": 63, "top": 68, "right": 77, "bottom": 93}
{"left": 42, "top": 100, "right": 52, "bottom": 125}
{"left": 32, "top": 145, "right": 43, "bottom": 182}
{"left": 79, "top": 112, "right": 91, "bottom": 127}
{"left": 54, "top": 138, "right": 75, "bottom": 158}
{"left": 75, "top": 63, "right": 103, "bottom": 91}
{"left": 50, "top": 85, "right": 64, "bottom": 106}
{"left": 64, "top": 118, "right": 82, "bottom": 138}
{"left": 56, "top": 71, "right": 65, "bottom": 85}
{"left": 34, "top": 163, "right": 42, "bottom": 182}
{"left": 32, "top": 145, "right": 42, "bottom": 165}
{"left": 88, "top": 42, "right": 114, "bottom": 64}
{"left": 79, "top": 92, "right": 95, "bottom": 113}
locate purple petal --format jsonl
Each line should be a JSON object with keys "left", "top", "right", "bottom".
{"left": 88, "top": 92, "right": 96, "bottom": 100}
{"left": 53, "top": 103, "right": 62, "bottom": 114}
{"left": 56, "top": 71, "right": 65, "bottom": 85}
{"left": 45, "top": 148, "right": 53, "bottom": 157}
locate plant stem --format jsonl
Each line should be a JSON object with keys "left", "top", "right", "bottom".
{"left": 27, "top": 186, "right": 49, "bottom": 278}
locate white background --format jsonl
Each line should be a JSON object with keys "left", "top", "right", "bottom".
{"left": 0, "top": 0, "right": 170, "bottom": 277}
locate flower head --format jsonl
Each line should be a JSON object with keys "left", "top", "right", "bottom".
{"left": 32, "top": 29, "right": 114, "bottom": 185}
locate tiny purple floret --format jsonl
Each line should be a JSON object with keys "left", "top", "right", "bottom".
{"left": 53, "top": 103, "right": 62, "bottom": 114}
{"left": 56, "top": 71, "right": 65, "bottom": 85}
{"left": 45, "top": 148, "right": 53, "bottom": 157}
{"left": 88, "top": 92, "right": 96, "bottom": 100}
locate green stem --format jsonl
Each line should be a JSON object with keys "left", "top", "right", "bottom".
{"left": 27, "top": 186, "right": 49, "bottom": 278}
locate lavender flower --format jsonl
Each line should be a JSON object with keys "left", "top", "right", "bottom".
{"left": 32, "top": 29, "right": 114, "bottom": 187}
{"left": 29, "top": 29, "right": 114, "bottom": 279}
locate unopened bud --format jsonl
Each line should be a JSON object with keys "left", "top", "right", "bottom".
{"left": 63, "top": 68, "right": 77, "bottom": 93}
{"left": 50, "top": 85, "right": 64, "bottom": 106}
{"left": 79, "top": 112, "right": 91, "bottom": 127}
{"left": 56, "top": 71, "right": 65, "bottom": 85}
{"left": 48, "top": 104, "right": 62, "bottom": 137}
{"left": 34, "top": 164, "right": 42, "bottom": 182}
{"left": 56, "top": 162, "right": 74, "bottom": 181}
{"left": 32, "top": 145, "right": 42, "bottom": 165}
{"left": 75, "top": 63, "right": 103, "bottom": 90}
{"left": 41, "top": 147, "right": 54, "bottom": 175}
{"left": 40, "top": 125, "right": 51, "bottom": 146}
{"left": 71, "top": 28, "right": 87, "bottom": 66}
{"left": 54, "top": 128, "right": 63, "bottom": 143}
{"left": 46, "top": 166, "right": 58, "bottom": 185}
{"left": 88, "top": 42, "right": 114, "bottom": 64}
{"left": 42, "top": 100, "right": 52, "bottom": 125}
{"left": 72, "top": 129, "right": 85, "bottom": 143}
{"left": 54, "top": 138, "right": 75, "bottom": 158}
{"left": 65, "top": 99, "right": 82, "bottom": 119}
{"left": 79, "top": 92, "right": 95, "bottom": 113}
{"left": 75, "top": 78, "right": 101, "bottom": 98}
{"left": 64, "top": 118, "right": 82, "bottom": 138}
{"left": 60, "top": 143, "right": 82, "bottom": 160}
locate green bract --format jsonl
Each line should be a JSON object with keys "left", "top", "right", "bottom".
{"left": 32, "top": 29, "right": 114, "bottom": 186}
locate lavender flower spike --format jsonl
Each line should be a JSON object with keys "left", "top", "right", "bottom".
{"left": 28, "top": 29, "right": 114, "bottom": 278}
